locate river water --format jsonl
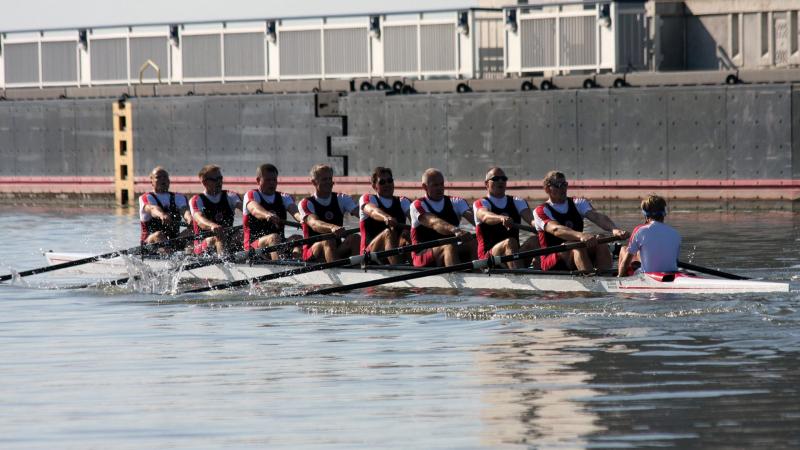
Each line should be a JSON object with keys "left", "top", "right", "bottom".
{"left": 1, "top": 207, "right": 798, "bottom": 449}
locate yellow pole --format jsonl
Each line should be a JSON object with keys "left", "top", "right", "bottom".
{"left": 112, "top": 101, "right": 134, "bottom": 206}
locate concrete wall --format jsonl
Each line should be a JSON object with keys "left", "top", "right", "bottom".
{"left": 132, "top": 94, "right": 344, "bottom": 178}
{"left": 0, "top": 86, "right": 796, "bottom": 204}
{"left": 0, "top": 99, "right": 112, "bottom": 177}
{"left": 334, "top": 85, "right": 795, "bottom": 182}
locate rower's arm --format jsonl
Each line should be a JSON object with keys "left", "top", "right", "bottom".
{"left": 617, "top": 250, "right": 634, "bottom": 277}
{"left": 305, "top": 214, "right": 341, "bottom": 234}
{"left": 145, "top": 204, "right": 170, "bottom": 222}
{"left": 364, "top": 203, "right": 398, "bottom": 227}
{"left": 193, "top": 211, "right": 221, "bottom": 231}
{"left": 287, "top": 203, "right": 302, "bottom": 223}
{"left": 477, "top": 209, "right": 514, "bottom": 228}
{"left": 476, "top": 207, "right": 500, "bottom": 224}
{"left": 585, "top": 210, "right": 628, "bottom": 237}
{"left": 520, "top": 208, "right": 536, "bottom": 228}
{"left": 181, "top": 208, "right": 193, "bottom": 226}
{"left": 461, "top": 209, "right": 476, "bottom": 226}
{"left": 419, "top": 213, "right": 461, "bottom": 235}
{"left": 247, "top": 199, "right": 278, "bottom": 222}
{"left": 543, "top": 220, "right": 587, "bottom": 242}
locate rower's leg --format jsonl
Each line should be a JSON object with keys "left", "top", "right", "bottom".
{"left": 435, "top": 245, "right": 454, "bottom": 266}
{"left": 592, "top": 244, "right": 613, "bottom": 270}
{"left": 145, "top": 231, "right": 166, "bottom": 244}
{"left": 308, "top": 241, "right": 330, "bottom": 262}
{"left": 519, "top": 236, "right": 539, "bottom": 268}
{"left": 571, "top": 248, "right": 593, "bottom": 272}
{"left": 258, "top": 233, "right": 283, "bottom": 260}
{"left": 287, "top": 235, "right": 303, "bottom": 260}
{"left": 617, "top": 245, "right": 630, "bottom": 275}
{"left": 335, "top": 234, "right": 360, "bottom": 260}
{"left": 491, "top": 238, "right": 521, "bottom": 269}
{"left": 369, "top": 229, "right": 403, "bottom": 264}
{"left": 457, "top": 239, "right": 478, "bottom": 263}
{"left": 206, "top": 236, "right": 224, "bottom": 255}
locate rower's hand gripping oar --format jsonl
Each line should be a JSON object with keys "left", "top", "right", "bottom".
{"left": 0, "top": 225, "right": 243, "bottom": 283}
{"left": 181, "top": 234, "right": 469, "bottom": 294}
{"left": 304, "top": 235, "right": 627, "bottom": 296}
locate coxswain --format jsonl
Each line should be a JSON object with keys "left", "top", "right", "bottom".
{"left": 298, "top": 164, "right": 359, "bottom": 262}
{"left": 138, "top": 166, "right": 193, "bottom": 251}
{"left": 473, "top": 167, "right": 539, "bottom": 269}
{"left": 358, "top": 167, "right": 411, "bottom": 265}
{"left": 617, "top": 194, "right": 681, "bottom": 277}
{"left": 533, "top": 170, "right": 628, "bottom": 272}
{"left": 243, "top": 163, "right": 303, "bottom": 260}
{"left": 409, "top": 168, "right": 476, "bottom": 267}
{"left": 189, "top": 165, "right": 243, "bottom": 255}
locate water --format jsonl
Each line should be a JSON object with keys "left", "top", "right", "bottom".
{"left": 1, "top": 207, "right": 799, "bottom": 449}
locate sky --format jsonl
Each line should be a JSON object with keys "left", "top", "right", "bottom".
{"left": 0, "top": 0, "right": 480, "bottom": 32}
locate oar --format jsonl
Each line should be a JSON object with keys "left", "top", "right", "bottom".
{"left": 182, "top": 234, "right": 469, "bottom": 294}
{"left": 304, "top": 235, "right": 626, "bottom": 296}
{"left": 75, "top": 226, "right": 359, "bottom": 289}
{"left": 0, "top": 225, "right": 243, "bottom": 283}
{"left": 677, "top": 260, "right": 749, "bottom": 280}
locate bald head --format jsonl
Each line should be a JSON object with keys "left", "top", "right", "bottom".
{"left": 150, "top": 166, "right": 170, "bottom": 193}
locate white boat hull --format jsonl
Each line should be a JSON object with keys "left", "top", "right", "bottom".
{"left": 43, "top": 252, "right": 791, "bottom": 295}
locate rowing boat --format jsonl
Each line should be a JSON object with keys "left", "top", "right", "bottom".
{"left": 42, "top": 252, "right": 790, "bottom": 294}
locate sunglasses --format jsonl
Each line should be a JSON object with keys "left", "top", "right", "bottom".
{"left": 204, "top": 175, "right": 223, "bottom": 182}
{"left": 548, "top": 181, "right": 568, "bottom": 189}
{"left": 377, "top": 177, "right": 394, "bottom": 186}
{"left": 488, "top": 175, "right": 508, "bottom": 183}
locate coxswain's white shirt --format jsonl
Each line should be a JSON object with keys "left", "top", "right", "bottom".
{"left": 627, "top": 221, "right": 681, "bottom": 273}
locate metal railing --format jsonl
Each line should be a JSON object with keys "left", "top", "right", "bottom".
{"left": 0, "top": 8, "right": 503, "bottom": 89}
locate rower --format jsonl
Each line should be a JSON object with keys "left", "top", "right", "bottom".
{"left": 243, "top": 163, "right": 303, "bottom": 260}
{"left": 298, "top": 164, "right": 359, "bottom": 262}
{"left": 138, "top": 166, "right": 193, "bottom": 251}
{"left": 473, "top": 167, "right": 539, "bottom": 269}
{"left": 533, "top": 170, "right": 628, "bottom": 272}
{"left": 358, "top": 167, "right": 411, "bottom": 265}
{"left": 617, "top": 194, "right": 681, "bottom": 277}
{"left": 189, "top": 165, "right": 243, "bottom": 255}
{"left": 410, "top": 168, "right": 476, "bottom": 267}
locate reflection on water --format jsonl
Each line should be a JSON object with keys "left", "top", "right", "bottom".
{"left": 0, "top": 207, "right": 798, "bottom": 448}
{"left": 475, "top": 327, "right": 607, "bottom": 448}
